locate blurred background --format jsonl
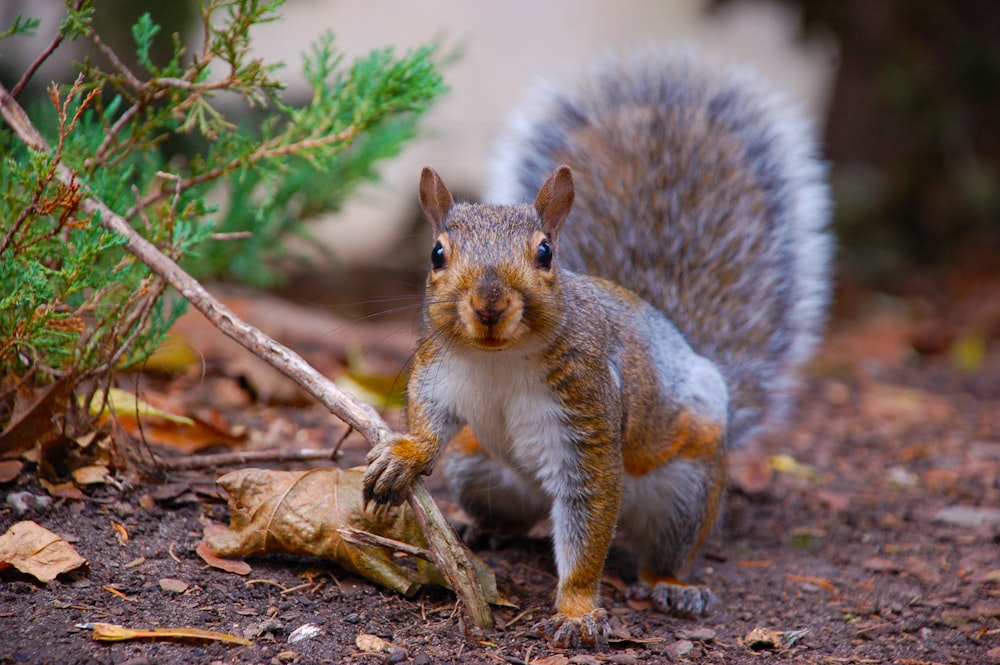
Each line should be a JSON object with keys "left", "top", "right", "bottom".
{"left": 3, "top": 0, "right": 998, "bottom": 301}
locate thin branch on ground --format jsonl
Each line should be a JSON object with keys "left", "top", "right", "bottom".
{"left": 337, "top": 526, "right": 431, "bottom": 560}
{"left": 156, "top": 447, "right": 344, "bottom": 471}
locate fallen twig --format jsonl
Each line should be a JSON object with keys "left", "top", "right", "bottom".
{"left": 0, "top": 81, "right": 492, "bottom": 631}
{"left": 337, "top": 525, "right": 431, "bottom": 560}
{"left": 156, "top": 447, "right": 344, "bottom": 471}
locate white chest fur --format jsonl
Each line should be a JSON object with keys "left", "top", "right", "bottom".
{"left": 419, "top": 349, "right": 574, "bottom": 493}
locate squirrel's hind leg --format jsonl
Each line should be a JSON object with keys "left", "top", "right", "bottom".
{"left": 621, "top": 456, "right": 725, "bottom": 618}
{"left": 444, "top": 426, "right": 551, "bottom": 535}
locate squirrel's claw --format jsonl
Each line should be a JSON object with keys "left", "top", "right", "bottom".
{"left": 630, "top": 581, "right": 718, "bottom": 618}
{"left": 362, "top": 437, "right": 420, "bottom": 508}
{"left": 531, "top": 608, "right": 610, "bottom": 648}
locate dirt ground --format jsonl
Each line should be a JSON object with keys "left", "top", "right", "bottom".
{"left": 2, "top": 267, "right": 999, "bottom": 665}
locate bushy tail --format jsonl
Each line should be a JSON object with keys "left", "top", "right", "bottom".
{"left": 487, "top": 49, "right": 833, "bottom": 448}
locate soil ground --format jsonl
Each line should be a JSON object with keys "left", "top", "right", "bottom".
{"left": 2, "top": 269, "right": 999, "bottom": 665}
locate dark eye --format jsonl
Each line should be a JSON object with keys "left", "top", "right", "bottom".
{"left": 536, "top": 239, "right": 553, "bottom": 270}
{"left": 431, "top": 241, "right": 446, "bottom": 270}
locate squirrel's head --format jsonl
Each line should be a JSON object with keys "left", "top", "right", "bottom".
{"left": 418, "top": 166, "right": 575, "bottom": 352}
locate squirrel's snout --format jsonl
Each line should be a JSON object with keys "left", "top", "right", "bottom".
{"left": 470, "top": 293, "right": 509, "bottom": 327}
{"left": 453, "top": 267, "right": 529, "bottom": 349}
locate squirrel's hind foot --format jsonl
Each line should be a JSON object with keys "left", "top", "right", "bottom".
{"left": 629, "top": 580, "right": 718, "bottom": 618}
{"left": 531, "top": 608, "right": 611, "bottom": 648}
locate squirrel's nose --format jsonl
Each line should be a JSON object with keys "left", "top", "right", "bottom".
{"left": 470, "top": 269, "right": 510, "bottom": 327}
{"left": 472, "top": 299, "right": 508, "bottom": 327}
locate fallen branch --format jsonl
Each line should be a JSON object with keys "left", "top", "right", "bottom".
{"left": 156, "top": 447, "right": 344, "bottom": 471}
{"left": 0, "top": 81, "right": 492, "bottom": 631}
{"left": 337, "top": 526, "right": 430, "bottom": 560}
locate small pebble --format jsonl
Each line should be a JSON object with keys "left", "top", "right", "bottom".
{"left": 666, "top": 639, "right": 694, "bottom": 659}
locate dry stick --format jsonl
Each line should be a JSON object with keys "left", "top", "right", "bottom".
{"left": 157, "top": 447, "right": 344, "bottom": 471}
{"left": 0, "top": 81, "right": 493, "bottom": 631}
{"left": 337, "top": 526, "right": 431, "bottom": 560}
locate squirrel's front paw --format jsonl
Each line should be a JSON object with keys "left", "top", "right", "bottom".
{"left": 630, "top": 581, "right": 717, "bottom": 618}
{"left": 531, "top": 608, "right": 610, "bottom": 648}
{"left": 362, "top": 434, "right": 428, "bottom": 507}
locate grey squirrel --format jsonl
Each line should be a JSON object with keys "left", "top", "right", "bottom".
{"left": 363, "top": 49, "right": 833, "bottom": 647}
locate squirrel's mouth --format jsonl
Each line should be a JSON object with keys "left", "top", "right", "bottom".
{"left": 470, "top": 334, "right": 511, "bottom": 351}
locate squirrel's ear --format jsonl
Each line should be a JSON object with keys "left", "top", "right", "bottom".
{"left": 534, "top": 165, "right": 575, "bottom": 238}
{"left": 419, "top": 167, "right": 455, "bottom": 234}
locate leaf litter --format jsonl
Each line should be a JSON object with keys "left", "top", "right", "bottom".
{"left": 2, "top": 278, "right": 999, "bottom": 663}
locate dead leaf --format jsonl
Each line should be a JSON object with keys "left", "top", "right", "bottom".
{"left": 139, "top": 333, "right": 201, "bottom": 373}
{"left": 337, "top": 347, "right": 406, "bottom": 409}
{"left": 0, "top": 377, "right": 72, "bottom": 456}
{"left": 0, "top": 520, "right": 87, "bottom": 583}
{"left": 159, "top": 578, "right": 190, "bottom": 594}
{"left": 356, "top": 633, "right": 393, "bottom": 653}
{"left": 106, "top": 408, "right": 246, "bottom": 454}
{"left": 203, "top": 466, "right": 507, "bottom": 603}
{"left": 103, "top": 585, "right": 131, "bottom": 601}
{"left": 111, "top": 521, "right": 128, "bottom": 546}
{"left": 73, "top": 465, "right": 109, "bottom": 485}
{"left": 862, "top": 557, "right": 899, "bottom": 573}
{"left": 786, "top": 573, "right": 836, "bottom": 592}
{"left": 0, "top": 460, "right": 24, "bottom": 483}
{"left": 949, "top": 333, "right": 985, "bottom": 372}
{"left": 769, "top": 454, "right": 820, "bottom": 481}
{"left": 532, "top": 656, "right": 570, "bottom": 665}
{"left": 744, "top": 626, "right": 782, "bottom": 651}
{"left": 84, "top": 388, "right": 194, "bottom": 425}
{"left": 82, "top": 622, "right": 252, "bottom": 645}
{"left": 196, "top": 526, "right": 252, "bottom": 575}
{"left": 737, "top": 559, "right": 773, "bottom": 569}
{"left": 37, "top": 478, "right": 85, "bottom": 500}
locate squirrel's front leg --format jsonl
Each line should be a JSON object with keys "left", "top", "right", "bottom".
{"left": 363, "top": 377, "right": 452, "bottom": 507}
{"left": 532, "top": 443, "right": 623, "bottom": 648}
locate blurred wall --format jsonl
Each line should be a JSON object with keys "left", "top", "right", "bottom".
{"left": 256, "top": 0, "right": 837, "bottom": 263}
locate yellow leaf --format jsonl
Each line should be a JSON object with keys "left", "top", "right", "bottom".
{"left": 769, "top": 454, "right": 820, "bottom": 481}
{"left": 82, "top": 388, "right": 194, "bottom": 426}
{"left": 134, "top": 333, "right": 200, "bottom": 373}
{"left": 949, "top": 333, "right": 985, "bottom": 372}
{"left": 0, "top": 520, "right": 87, "bottom": 583}
{"left": 84, "top": 622, "right": 252, "bottom": 645}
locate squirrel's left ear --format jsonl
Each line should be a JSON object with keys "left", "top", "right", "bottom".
{"left": 419, "top": 167, "right": 455, "bottom": 234}
{"left": 534, "top": 165, "right": 575, "bottom": 239}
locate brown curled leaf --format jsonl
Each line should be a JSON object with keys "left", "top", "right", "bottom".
{"left": 202, "top": 466, "right": 509, "bottom": 604}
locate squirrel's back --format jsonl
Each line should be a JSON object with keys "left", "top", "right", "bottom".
{"left": 487, "top": 49, "right": 833, "bottom": 448}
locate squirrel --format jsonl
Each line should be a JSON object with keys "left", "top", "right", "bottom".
{"left": 363, "top": 48, "right": 832, "bottom": 648}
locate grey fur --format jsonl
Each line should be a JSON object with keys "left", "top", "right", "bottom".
{"left": 487, "top": 48, "right": 833, "bottom": 448}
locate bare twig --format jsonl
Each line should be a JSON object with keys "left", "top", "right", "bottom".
{"left": 9, "top": 0, "right": 88, "bottom": 98}
{"left": 337, "top": 526, "right": 430, "bottom": 560}
{"left": 0, "top": 80, "right": 492, "bottom": 632}
{"left": 90, "top": 32, "right": 145, "bottom": 92}
{"left": 124, "top": 126, "right": 360, "bottom": 219}
{"left": 157, "top": 447, "right": 343, "bottom": 471}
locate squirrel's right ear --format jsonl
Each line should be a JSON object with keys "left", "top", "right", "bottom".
{"left": 534, "top": 165, "right": 575, "bottom": 239}
{"left": 419, "top": 167, "right": 455, "bottom": 234}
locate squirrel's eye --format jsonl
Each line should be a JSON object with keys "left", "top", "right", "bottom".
{"left": 431, "top": 241, "right": 446, "bottom": 270}
{"left": 536, "top": 239, "right": 553, "bottom": 270}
